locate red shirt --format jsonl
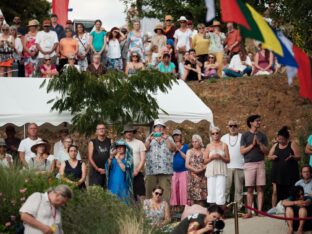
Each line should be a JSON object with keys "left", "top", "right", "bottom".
{"left": 225, "top": 29, "right": 241, "bottom": 53}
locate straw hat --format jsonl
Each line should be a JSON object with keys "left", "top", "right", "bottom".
{"left": 154, "top": 24, "right": 164, "bottom": 33}
{"left": 31, "top": 140, "right": 50, "bottom": 154}
{"left": 27, "top": 20, "right": 39, "bottom": 27}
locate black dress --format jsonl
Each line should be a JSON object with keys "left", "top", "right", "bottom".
{"left": 64, "top": 160, "right": 86, "bottom": 189}
{"left": 271, "top": 142, "right": 299, "bottom": 201}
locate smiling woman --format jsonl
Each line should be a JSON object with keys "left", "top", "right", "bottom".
{"left": 68, "top": 0, "right": 126, "bottom": 30}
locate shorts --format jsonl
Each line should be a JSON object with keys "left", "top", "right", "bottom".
{"left": 243, "top": 161, "right": 266, "bottom": 187}
{"left": 133, "top": 172, "right": 146, "bottom": 197}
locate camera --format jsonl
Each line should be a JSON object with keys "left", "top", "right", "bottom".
{"left": 212, "top": 219, "right": 225, "bottom": 234}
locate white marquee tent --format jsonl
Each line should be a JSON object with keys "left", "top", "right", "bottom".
{"left": 0, "top": 78, "right": 214, "bottom": 128}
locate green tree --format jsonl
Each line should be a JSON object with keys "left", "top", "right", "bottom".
{"left": 44, "top": 69, "right": 176, "bottom": 135}
{"left": 0, "top": 0, "right": 50, "bottom": 26}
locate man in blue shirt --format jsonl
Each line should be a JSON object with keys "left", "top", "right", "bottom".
{"left": 50, "top": 14, "right": 65, "bottom": 41}
{"left": 295, "top": 165, "right": 312, "bottom": 195}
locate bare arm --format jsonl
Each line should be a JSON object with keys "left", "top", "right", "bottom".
{"left": 78, "top": 162, "right": 87, "bottom": 185}
{"left": 305, "top": 142, "right": 312, "bottom": 154}
{"left": 223, "top": 144, "right": 230, "bottom": 163}
{"left": 203, "top": 146, "right": 212, "bottom": 164}
{"left": 164, "top": 136, "right": 176, "bottom": 152}
{"left": 87, "top": 141, "right": 101, "bottom": 172}
{"left": 20, "top": 213, "right": 53, "bottom": 234}
{"left": 185, "top": 150, "right": 198, "bottom": 173}
{"left": 161, "top": 201, "right": 171, "bottom": 226}
{"left": 267, "top": 143, "right": 278, "bottom": 160}
{"left": 89, "top": 35, "right": 96, "bottom": 53}
{"left": 59, "top": 162, "right": 75, "bottom": 184}
{"left": 19, "top": 151, "right": 28, "bottom": 168}
{"left": 289, "top": 141, "right": 301, "bottom": 161}
{"left": 134, "top": 150, "right": 146, "bottom": 175}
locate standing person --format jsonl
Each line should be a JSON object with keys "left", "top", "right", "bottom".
{"left": 221, "top": 120, "right": 244, "bottom": 208}
{"left": 306, "top": 134, "right": 312, "bottom": 167}
{"left": 12, "top": 16, "right": 26, "bottom": 36}
{"left": 151, "top": 24, "right": 167, "bottom": 53}
{"left": 88, "top": 123, "right": 111, "bottom": 188}
{"left": 185, "top": 134, "right": 207, "bottom": 206}
{"left": 106, "top": 27, "right": 125, "bottom": 71}
{"left": 60, "top": 145, "right": 86, "bottom": 190}
{"left": 50, "top": 14, "right": 65, "bottom": 41}
{"left": 240, "top": 114, "right": 269, "bottom": 218}
{"left": 20, "top": 185, "right": 73, "bottom": 234}
{"left": 73, "top": 23, "right": 90, "bottom": 71}
{"left": 35, "top": 20, "right": 58, "bottom": 74}
{"left": 268, "top": 126, "right": 300, "bottom": 208}
{"left": 205, "top": 20, "right": 226, "bottom": 78}
{"left": 174, "top": 16, "right": 193, "bottom": 64}
{"left": 204, "top": 127, "right": 230, "bottom": 207}
{"left": 53, "top": 129, "right": 69, "bottom": 157}
{"left": 58, "top": 28, "right": 78, "bottom": 71}
{"left": 107, "top": 139, "right": 134, "bottom": 202}
{"left": 90, "top": 20, "right": 107, "bottom": 62}
{"left": 10, "top": 25, "right": 24, "bottom": 77}
{"left": 127, "top": 19, "right": 145, "bottom": 62}
{"left": 119, "top": 27, "right": 129, "bottom": 71}
{"left": 18, "top": 123, "right": 41, "bottom": 168}
{"left": 192, "top": 23, "right": 210, "bottom": 65}
{"left": 145, "top": 119, "right": 176, "bottom": 203}
{"left": 187, "top": 20, "right": 198, "bottom": 37}
{"left": 170, "top": 129, "right": 189, "bottom": 211}
{"left": 0, "top": 14, "right": 5, "bottom": 32}
{"left": 0, "top": 138, "right": 13, "bottom": 168}
{"left": 0, "top": 24, "right": 15, "bottom": 77}
{"left": 123, "top": 125, "right": 146, "bottom": 201}
{"left": 28, "top": 140, "right": 54, "bottom": 174}
{"left": 224, "top": 23, "right": 242, "bottom": 58}
{"left": 164, "top": 15, "right": 176, "bottom": 40}
{"left": 4, "top": 125, "right": 20, "bottom": 162}
{"left": 23, "top": 20, "right": 39, "bottom": 77}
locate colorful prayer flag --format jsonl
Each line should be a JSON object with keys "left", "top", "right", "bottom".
{"left": 220, "top": 0, "right": 250, "bottom": 29}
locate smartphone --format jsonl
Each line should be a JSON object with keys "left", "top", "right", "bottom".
{"left": 153, "top": 132, "right": 162, "bottom": 138}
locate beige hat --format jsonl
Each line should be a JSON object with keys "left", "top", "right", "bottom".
{"left": 154, "top": 24, "right": 164, "bottom": 33}
{"left": 153, "top": 119, "right": 166, "bottom": 128}
{"left": 211, "top": 20, "right": 221, "bottom": 27}
{"left": 27, "top": 20, "right": 39, "bottom": 27}
{"left": 31, "top": 140, "right": 50, "bottom": 154}
{"left": 178, "top": 16, "right": 188, "bottom": 22}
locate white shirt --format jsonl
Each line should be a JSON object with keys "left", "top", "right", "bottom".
{"left": 35, "top": 30, "right": 58, "bottom": 58}
{"left": 229, "top": 54, "right": 252, "bottom": 72}
{"left": 55, "top": 147, "right": 81, "bottom": 163}
{"left": 174, "top": 28, "right": 193, "bottom": 51}
{"left": 221, "top": 133, "right": 244, "bottom": 169}
{"left": 19, "top": 192, "right": 62, "bottom": 234}
{"left": 126, "top": 138, "right": 146, "bottom": 170}
{"left": 107, "top": 39, "right": 121, "bottom": 59}
{"left": 15, "top": 37, "right": 23, "bottom": 54}
{"left": 18, "top": 137, "right": 42, "bottom": 161}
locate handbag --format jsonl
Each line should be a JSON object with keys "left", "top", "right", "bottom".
{"left": 76, "top": 34, "right": 91, "bottom": 63}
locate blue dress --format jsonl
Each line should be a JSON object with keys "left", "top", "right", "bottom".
{"left": 108, "top": 158, "right": 129, "bottom": 201}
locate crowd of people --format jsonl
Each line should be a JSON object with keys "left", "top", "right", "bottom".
{"left": 0, "top": 13, "right": 284, "bottom": 81}
{"left": 1, "top": 116, "right": 312, "bottom": 233}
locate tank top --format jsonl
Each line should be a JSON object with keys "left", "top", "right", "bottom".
{"left": 64, "top": 160, "right": 83, "bottom": 181}
{"left": 91, "top": 138, "right": 111, "bottom": 169}
{"left": 205, "top": 143, "right": 227, "bottom": 177}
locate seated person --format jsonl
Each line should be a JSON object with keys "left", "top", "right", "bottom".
{"left": 223, "top": 50, "right": 252, "bottom": 77}
{"left": 253, "top": 43, "right": 273, "bottom": 75}
{"left": 143, "top": 186, "right": 171, "bottom": 227}
{"left": 40, "top": 55, "right": 58, "bottom": 78}
{"left": 87, "top": 54, "right": 106, "bottom": 77}
{"left": 282, "top": 186, "right": 312, "bottom": 234}
{"left": 295, "top": 165, "right": 312, "bottom": 195}
{"left": 125, "top": 52, "right": 145, "bottom": 77}
{"left": 204, "top": 54, "right": 219, "bottom": 79}
{"left": 172, "top": 205, "right": 224, "bottom": 234}
{"left": 63, "top": 54, "right": 81, "bottom": 73}
{"left": 157, "top": 53, "right": 176, "bottom": 74}
{"left": 182, "top": 49, "right": 202, "bottom": 82}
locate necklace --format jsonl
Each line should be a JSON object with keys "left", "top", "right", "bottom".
{"left": 228, "top": 134, "right": 239, "bottom": 147}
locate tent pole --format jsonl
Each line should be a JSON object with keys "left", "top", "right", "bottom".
{"left": 23, "top": 124, "right": 26, "bottom": 139}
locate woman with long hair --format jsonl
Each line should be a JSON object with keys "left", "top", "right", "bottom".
{"left": 253, "top": 43, "right": 274, "bottom": 75}
{"left": 204, "top": 53, "right": 219, "bottom": 79}
{"left": 106, "top": 27, "right": 125, "bottom": 71}
{"left": 74, "top": 23, "right": 90, "bottom": 71}
{"left": 0, "top": 24, "right": 15, "bottom": 77}
{"left": 125, "top": 51, "right": 144, "bottom": 77}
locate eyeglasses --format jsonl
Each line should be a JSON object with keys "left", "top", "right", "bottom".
{"left": 165, "top": 20, "right": 172, "bottom": 22}
{"left": 229, "top": 125, "right": 238, "bottom": 128}
{"left": 211, "top": 132, "right": 219, "bottom": 135}
{"left": 155, "top": 192, "right": 162, "bottom": 196}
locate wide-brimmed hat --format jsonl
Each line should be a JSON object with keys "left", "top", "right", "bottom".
{"left": 27, "top": 20, "right": 39, "bottom": 27}
{"left": 172, "top": 129, "right": 182, "bottom": 136}
{"left": 122, "top": 125, "right": 137, "bottom": 134}
{"left": 165, "top": 15, "right": 173, "bottom": 21}
{"left": 211, "top": 20, "right": 221, "bottom": 27}
{"left": 31, "top": 140, "right": 50, "bottom": 154}
{"left": 42, "top": 19, "right": 51, "bottom": 27}
{"left": 178, "top": 16, "right": 188, "bottom": 22}
{"left": 0, "top": 138, "right": 7, "bottom": 147}
{"left": 154, "top": 24, "right": 164, "bottom": 33}
{"left": 153, "top": 119, "right": 166, "bottom": 128}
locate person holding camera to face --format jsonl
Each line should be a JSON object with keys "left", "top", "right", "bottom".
{"left": 171, "top": 205, "right": 224, "bottom": 234}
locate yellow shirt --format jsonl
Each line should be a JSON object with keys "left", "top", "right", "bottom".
{"left": 192, "top": 34, "right": 210, "bottom": 56}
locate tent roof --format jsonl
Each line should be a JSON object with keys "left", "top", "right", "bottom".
{"left": 0, "top": 78, "right": 214, "bottom": 127}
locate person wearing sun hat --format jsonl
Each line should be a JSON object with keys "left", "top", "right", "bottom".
{"left": 0, "top": 138, "right": 13, "bottom": 168}
{"left": 174, "top": 16, "right": 193, "bottom": 64}
{"left": 164, "top": 15, "right": 176, "bottom": 40}
{"left": 145, "top": 119, "right": 177, "bottom": 203}
{"left": 123, "top": 125, "right": 147, "bottom": 201}
{"left": 106, "top": 139, "right": 134, "bottom": 203}
{"left": 205, "top": 20, "right": 226, "bottom": 78}
{"left": 28, "top": 140, "right": 54, "bottom": 174}
{"left": 151, "top": 24, "right": 167, "bottom": 54}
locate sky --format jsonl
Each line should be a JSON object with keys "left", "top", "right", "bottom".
{"left": 67, "top": 0, "right": 127, "bottom": 30}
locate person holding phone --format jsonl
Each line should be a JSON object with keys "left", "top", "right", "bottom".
{"left": 145, "top": 119, "right": 176, "bottom": 203}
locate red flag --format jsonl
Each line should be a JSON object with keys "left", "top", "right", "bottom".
{"left": 52, "top": 0, "right": 69, "bottom": 27}
{"left": 220, "top": 0, "right": 250, "bottom": 30}
{"left": 294, "top": 46, "right": 312, "bottom": 102}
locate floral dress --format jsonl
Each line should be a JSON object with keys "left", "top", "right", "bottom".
{"left": 74, "top": 33, "right": 90, "bottom": 71}
{"left": 127, "top": 31, "right": 145, "bottom": 62}
{"left": 143, "top": 199, "right": 166, "bottom": 226}
{"left": 23, "top": 33, "right": 38, "bottom": 77}
{"left": 0, "top": 35, "right": 14, "bottom": 67}
{"left": 187, "top": 148, "right": 207, "bottom": 201}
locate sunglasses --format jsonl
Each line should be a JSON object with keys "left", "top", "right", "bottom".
{"left": 211, "top": 132, "right": 219, "bottom": 135}
{"left": 165, "top": 20, "right": 172, "bottom": 22}
{"left": 229, "top": 125, "right": 238, "bottom": 128}
{"left": 2, "top": 29, "right": 9, "bottom": 31}
{"left": 155, "top": 192, "right": 162, "bottom": 196}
